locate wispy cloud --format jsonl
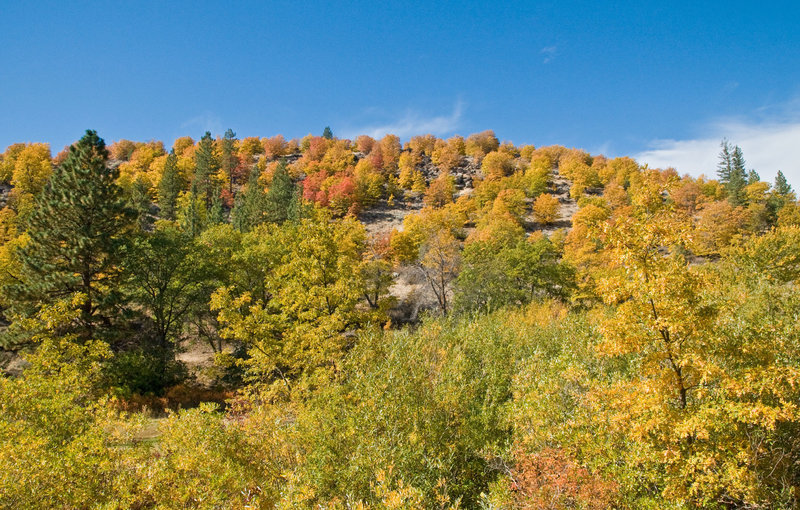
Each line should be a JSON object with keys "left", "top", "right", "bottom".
{"left": 635, "top": 102, "right": 800, "bottom": 186}
{"left": 342, "top": 101, "right": 465, "bottom": 140}
{"left": 180, "top": 112, "right": 223, "bottom": 136}
{"left": 540, "top": 45, "right": 557, "bottom": 64}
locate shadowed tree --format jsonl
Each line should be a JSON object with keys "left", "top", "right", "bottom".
{"left": 220, "top": 129, "right": 237, "bottom": 193}
{"left": 157, "top": 153, "right": 182, "bottom": 220}
{"left": 125, "top": 224, "right": 221, "bottom": 372}
{"left": 232, "top": 166, "right": 267, "bottom": 232}
{"left": 264, "top": 160, "right": 298, "bottom": 224}
{"left": 193, "top": 131, "right": 218, "bottom": 210}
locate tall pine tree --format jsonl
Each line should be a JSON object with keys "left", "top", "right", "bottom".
{"left": 193, "top": 131, "right": 218, "bottom": 210}
{"left": 232, "top": 165, "right": 267, "bottom": 232}
{"left": 208, "top": 182, "right": 225, "bottom": 225}
{"left": 220, "top": 128, "right": 238, "bottom": 196}
{"left": 767, "top": 170, "right": 796, "bottom": 221}
{"left": 264, "top": 160, "right": 297, "bottom": 224}
{"left": 728, "top": 145, "right": 748, "bottom": 206}
{"left": 10, "top": 130, "right": 134, "bottom": 338}
{"left": 129, "top": 175, "right": 152, "bottom": 231}
{"left": 717, "top": 139, "right": 733, "bottom": 183}
{"left": 774, "top": 170, "right": 793, "bottom": 196}
{"left": 157, "top": 152, "right": 182, "bottom": 220}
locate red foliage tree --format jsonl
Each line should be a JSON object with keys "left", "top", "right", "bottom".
{"left": 510, "top": 448, "right": 617, "bottom": 509}
{"left": 302, "top": 170, "right": 330, "bottom": 207}
{"left": 328, "top": 174, "right": 358, "bottom": 215}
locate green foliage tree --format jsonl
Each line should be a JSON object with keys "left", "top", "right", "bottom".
{"left": 727, "top": 144, "right": 748, "bottom": 205}
{"left": 774, "top": 170, "right": 793, "bottom": 196}
{"left": 232, "top": 165, "right": 267, "bottom": 232}
{"left": 456, "top": 234, "right": 572, "bottom": 312}
{"left": 193, "top": 131, "right": 218, "bottom": 210}
{"left": 156, "top": 152, "right": 182, "bottom": 220}
{"left": 716, "top": 138, "right": 732, "bottom": 183}
{"left": 767, "top": 170, "right": 797, "bottom": 222}
{"left": 129, "top": 175, "right": 152, "bottom": 231}
{"left": 7, "top": 130, "right": 133, "bottom": 339}
{"left": 322, "top": 126, "right": 334, "bottom": 140}
{"left": 208, "top": 183, "right": 225, "bottom": 225}
{"left": 123, "top": 224, "right": 221, "bottom": 389}
{"left": 264, "top": 160, "right": 298, "bottom": 224}
{"left": 177, "top": 190, "right": 206, "bottom": 237}
{"left": 233, "top": 161, "right": 299, "bottom": 232}
{"left": 286, "top": 314, "right": 520, "bottom": 507}
{"left": 220, "top": 128, "right": 237, "bottom": 196}
{"left": 212, "top": 212, "right": 373, "bottom": 390}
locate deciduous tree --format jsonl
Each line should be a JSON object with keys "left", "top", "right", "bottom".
{"left": 532, "top": 193, "right": 560, "bottom": 224}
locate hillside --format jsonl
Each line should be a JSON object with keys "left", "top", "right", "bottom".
{"left": 1, "top": 130, "right": 799, "bottom": 508}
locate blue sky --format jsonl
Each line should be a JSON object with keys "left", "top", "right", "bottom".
{"left": 2, "top": 1, "right": 800, "bottom": 182}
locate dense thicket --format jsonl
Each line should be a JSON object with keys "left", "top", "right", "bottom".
{"left": 0, "top": 128, "right": 799, "bottom": 508}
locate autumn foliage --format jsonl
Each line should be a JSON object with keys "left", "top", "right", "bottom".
{"left": 1, "top": 128, "right": 799, "bottom": 508}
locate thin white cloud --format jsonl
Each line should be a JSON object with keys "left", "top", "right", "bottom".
{"left": 721, "top": 81, "right": 739, "bottom": 94}
{"left": 635, "top": 107, "right": 800, "bottom": 187}
{"left": 342, "top": 101, "right": 465, "bottom": 140}
{"left": 540, "top": 45, "right": 557, "bottom": 64}
{"left": 180, "top": 112, "right": 223, "bottom": 136}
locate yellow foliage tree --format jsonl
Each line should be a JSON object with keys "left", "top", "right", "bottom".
{"left": 465, "top": 130, "right": 499, "bottom": 162}
{"left": 431, "top": 136, "right": 465, "bottom": 172}
{"left": 595, "top": 213, "right": 800, "bottom": 506}
{"left": 532, "top": 193, "right": 560, "bottom": 224}
{"left": 693, "top": 200, "right": 748, "bottom": 255}
{"left": 172, "top": 136, "right": 195, "bottom": 157}
{"left": 11, "top": 143, "right": 52, "bottom": 195}
{"left": 380, "top": 134, "right": 402, "bottom": 171}
{"left": 0, "top": 143, "right": 26, "bottom": 183}
{"left": 481, "top": 150, "right": 515, "bottom": 180}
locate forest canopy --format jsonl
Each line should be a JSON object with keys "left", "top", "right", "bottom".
{"left": 0, "top": 128, "right": 798, "bottom": 509}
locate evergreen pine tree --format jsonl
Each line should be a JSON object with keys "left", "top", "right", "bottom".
{"left": 221, "top": 128, "right": 237, "bottom": 196}
{"left": 717, "top": 139, "right": 733, "bottom": 183}
{"left": 208, "top": 183, "right": 224, "bottom": 225}
{"left": 774, "top": 170, "right": 793, "bottom": 196}
{"left": 322, "top": 126, "right": 334, "bottom": 140}
{"left": 193, "top": 131, "right": 218, "bottom": 210}
{"left": 178, "top": 190, "right": 205, "bottom": 237}
{"left": 766, "top": 170, "right": 797, "bottom": 223}
{"left": 727, "top": 145, "right": 748, "bottom": 206}
{"left": 264, "top": 160, "right": 296, "bottom": 224}
{"left": 130, "top": 175, "right": 152, "bottom": 231}
{"left": 9, "top": 130, "right": 134, "bottom": 338}
{"left": 731, "top": 145, "right": 746, "bottom": 177}
{"left": 157, "top": 153, "right": 181, "bottom": 220}
{"left": 232, "top": 165, "right": 267, "bottom": 232}
{"left": 747, "top": 169, "right": 760, "bottom": 185}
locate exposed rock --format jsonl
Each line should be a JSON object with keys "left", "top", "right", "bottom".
{"left": 0, "top": 184, "right": 11, "bottom": 208}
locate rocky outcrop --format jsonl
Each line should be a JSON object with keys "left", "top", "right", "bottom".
{"left": 0, "top": 184, "right": 11, "bottom": 208}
